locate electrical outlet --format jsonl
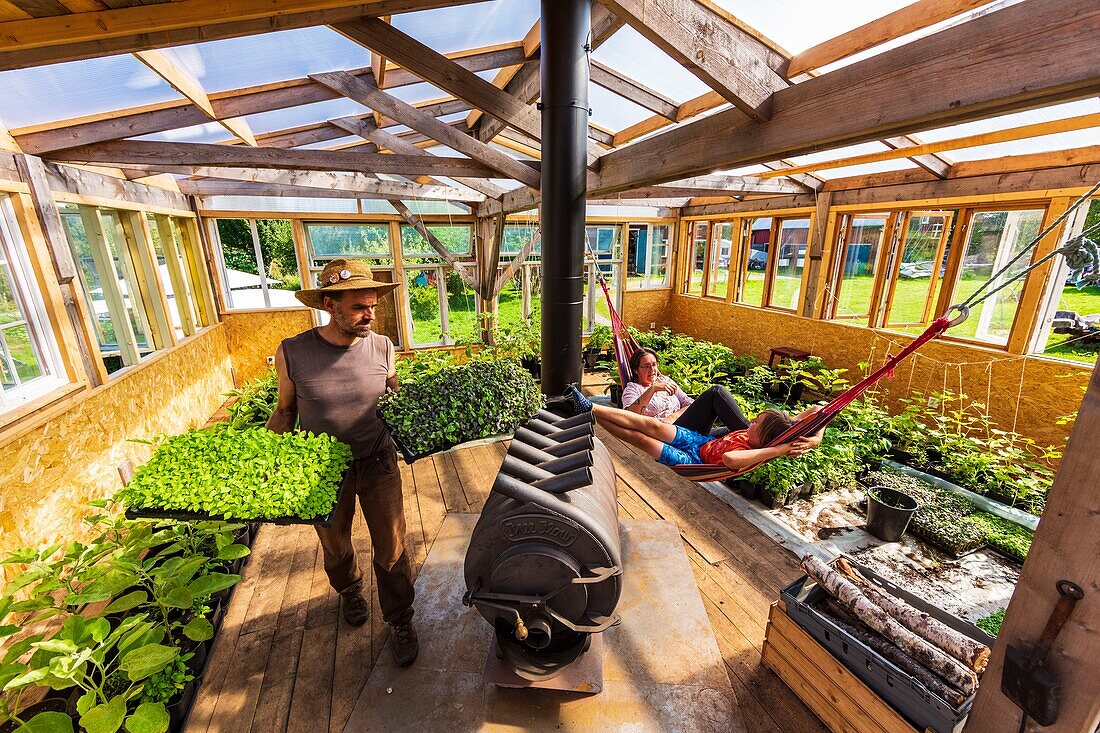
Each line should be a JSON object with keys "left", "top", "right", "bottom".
{"left": 266, "top": 355, "right": 276, "bottom": 366}
{"left": 926, "top": 395, "right": 940, "bottom": 409}
{"left": 650, "top": 322, "right": 656, "bottom": 329}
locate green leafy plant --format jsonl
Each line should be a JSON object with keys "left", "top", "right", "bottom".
{"left": 117, "top": 426, "right": 353, "bottom": 521}
{"left": 408, "top": 284, "right": 440, "bottom": 320}
{"left": 394, "top": 349, "right": 458, "bottom": 383}
{"left": 586, "top": 324, "right": 612, "bottom": 353}
{"left": 966, "top": 512, "right": 1033, "bottom": 562}
{"left": 976, "top": 608, "right": 1006, "bottom": 637}
{"left": 378, "top": 359, "right": 544, "bottom": 456}
{"left": 224, "top": 370, "right": 279, "bottom": 428}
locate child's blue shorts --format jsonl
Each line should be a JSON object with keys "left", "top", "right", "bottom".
{"left": 658, "top": 426, "right": 715, "bottom": 466}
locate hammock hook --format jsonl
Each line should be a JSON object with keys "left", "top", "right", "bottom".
{"left": 945, "top": 303, "right": 970, "bottom": 329}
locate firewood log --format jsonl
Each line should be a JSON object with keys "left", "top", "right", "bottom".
{"left": 801, "top": 554, "right": 978, "bottom": 694}
{"left": 836, "top": 558, "right": 990, "bottom": 673}
{"left": 819, "top": 598, "right": 968, "bottom": 708}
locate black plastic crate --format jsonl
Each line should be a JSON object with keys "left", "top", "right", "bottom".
{"left": 781, "top": 557, "right": 994, "bottom": 733}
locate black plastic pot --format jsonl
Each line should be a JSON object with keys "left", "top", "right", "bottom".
{"left": 610, "top": 383, "right": 623, "bottom": 407}
{"left": 167, "top": 679, "right": 198, "bottom": 733}
{"left": 583, "top": 350, "right": 599, "bottom": 369}
{"left": 760, "top": 487, "right": 793, "bottom": 509}
{"left": 865, "top": 486, "right": 918, "bottom": 542}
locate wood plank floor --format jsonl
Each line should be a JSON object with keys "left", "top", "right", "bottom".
{"left": 184, "top": 431, "right": 827, "bottom": 733}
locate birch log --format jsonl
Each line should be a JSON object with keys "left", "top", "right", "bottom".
{"left": 819, "top": 598, "right": 969, "bottom": 708}
{"left": 801, "top": 554, "right": 979, "bottom": 694}
{"left": 837, "top": 558, "right": 990, "bottom": 673}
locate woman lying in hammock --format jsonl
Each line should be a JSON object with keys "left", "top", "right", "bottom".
{"left": 564, "top": 385, "right": 825, "bottom": 469}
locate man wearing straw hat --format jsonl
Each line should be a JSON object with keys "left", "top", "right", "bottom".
{"left": 267, "top": 258, "right": 418, "bottom": 668}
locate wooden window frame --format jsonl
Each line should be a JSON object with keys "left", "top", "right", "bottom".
{"left": 879, "top": 210, "right": 955, "bottom": 330}
{"left": 825, "top": 211, "right": 898, "bottom": 323}
{"left": 763, "top": 215, "right": 814, "bottom": 313}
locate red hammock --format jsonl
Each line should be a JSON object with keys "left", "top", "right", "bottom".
{"left": 592, "top": 271, "right": 966, "bottom": 482}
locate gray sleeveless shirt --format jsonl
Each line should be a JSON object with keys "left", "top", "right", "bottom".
{"left": 281, "top": 328, "right": 395, "bottom": 459}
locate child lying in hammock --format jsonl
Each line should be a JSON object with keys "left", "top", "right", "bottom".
{"left": 564, "top": 386, "right": 824, "bottom": 469}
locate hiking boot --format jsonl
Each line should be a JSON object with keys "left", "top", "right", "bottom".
{"left": 340, "top": 589, "right": 369, "bottom": 627}
{"left": 561, "top": 383, "right": 593, "bottom": 415}
{"left": 391, "top": 621, "right": 419, "bottom": 668}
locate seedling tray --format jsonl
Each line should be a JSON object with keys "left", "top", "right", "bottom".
{"left": 781, "top": 557, "right": 994, "bottom": 733}
{"left": 124, "top": 482, "right": 344, "bottom": 527}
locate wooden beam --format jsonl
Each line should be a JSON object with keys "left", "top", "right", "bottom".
{"left": 756, "top": 112, "right": 1100, "bottom": 179}
{"left": 133, "top": 48, "right": 260, "bottom": 146}
{"left": 11, "top": 44, "right": 530, "bottom": 154}
{"left": 121, "top": 164, "right": 483, "bottom": 201}
{"left": 0, "top": 118, "right": 18, "bottom": 153}
{"left": 592, "top": 0, "right": 1100, "bottom": 196}
{"left": 45, "top": 139, "right": 503, "bottom": 178}
{"left": 331, "top": 16, "right": 543, "bottom": 141}
{"left": 467, "top": 19, "right": 539, "bottom": 129}
{"left": 589, "top": 59, "right": 679, "bottom": 120}
{"left": 44, "top": 161, "right": 192, "bottom": 212}
{"left": 179, "top": 180, "right": 363, "bottom": 198}
{"left": 0, "top": 0, "right": 485, "bottom": 69}
{"left": 762, "top": 159, "right": 824, "bottom": 192}
{"left": 14, "top": 154, "right": 77, "bottom": 284}
{"left": 966, "top": 363, "right": 1100, "bottom": 732}
{"left": 313, "top": 71, "right": 541, "bottom": 188}
{"left": 370, "top": 14, "right": 390, "bottom": 90}
{"left": 883, "top": 134, "right": 952, "bottom": 179}
{"left": 476, "top": 2, "right": 622, "bottom": 144}
{"left": 788, "top": 0, "right": 992, "bottom": 78}
{"left": 595, "top": 0, "right": 788, "bottom": 121}
{"left": 801, "top": 191, "right": 833, "bottom": 317}
{"left": 389, "top": 199, "right": 480, "bottom": 294}
{"left": 331, "top": 115, "right": 505, "bottom": 198}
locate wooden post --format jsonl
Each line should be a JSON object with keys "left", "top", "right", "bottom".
{"left": 800, "top": 191, "right": 832, "bottom": 318}
{"left": 964, "top": 365, "right": 1100, "bottom": 732}
{"left": 474, "top": 215, "right": 498, "bottom": 343}
{"left": 153, "top": 214, "right": 197, "bottom": 337}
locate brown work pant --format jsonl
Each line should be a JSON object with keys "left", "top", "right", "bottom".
{"left": 314, "top": 451, "right": 415, "bottom": 626}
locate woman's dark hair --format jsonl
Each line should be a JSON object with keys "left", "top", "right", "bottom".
{"left": 629, "top": 347, "right": 660, "bottom": 375}
{"left": 752, "top": 409, "right": 795, "bottom": 447}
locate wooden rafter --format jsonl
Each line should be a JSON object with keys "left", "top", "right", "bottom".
{"left": 311, "top": 70, "right": 541, "bottom": 188}
{"left": 0, "top": 0, "right": 486, "bottom": 69}
{"left": 132, "top": 48, "right": 258, "bottom": 146}
{"left": 787, "top": 0, "right": 993, "bottom": 78}
{"left": 590, "top": 0, "right": 1100, "bottom": 196}
{"left": 10, "top": 43, "right": 531, "bottom": 154}
{"left": 466, "top": 19, "right": 539, "bottom": 129}
{"left": 329, "top": 116, "right": 504, "bottom": 198}
{"left": 595, "top": 0, "right": 788, "bottom": 121}
{"left": 882, "top": 134, "right": 951, "bottom": 178}
{"left": 45, "top": 140, "right": 503, "bottom": 178}
{"left": 370, "top": 14, "right": 391, "bottom": 92}
{"left": 755, "top": 111, "right": 1100, "bottom": 179}
{"left": 331, "top": 17, "right": 543, "bottom": 141}
{"left": 113, "top": 164, "right": 483, "bottom": 201}
{"left": 589, "top": 59, "right": 679, "bottom": 121}
{"left": 761, "top": 160, "right": 823, "bottom": 192}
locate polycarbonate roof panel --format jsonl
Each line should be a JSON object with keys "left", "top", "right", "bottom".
{"left": 945, "top": 130, "right": 1100, "bottom": 162}
{"left": 238, "top": 98, "right": 368, "bottom": 136}
{"left": 710, "top": 0, "right": 912, "bottom": 55}
{"left": 205, "top": 196, "right": 358, "bottom": 213}
{"left": 0, "top": 54, "right": 181, "bottom": 129}
{"left": 589, "top": 83, "right": 653, "bottom": 130}
{"left": 911, "top": 99, "right": 1100, "bottom": 150}
{"left": 786, "top": 140, "right": 893, "bottom": 166}
{"left": 591, "top": 25, "right": 711, "bottom": 103}
{"left": 163, "top": 28, "right": 371, "bottom": 94}
{"left": 813, "top": 159, "right": 919, "bottom": 180}
{"left": 135, "top": 121, "right": 230, "bottom": 144}
{"left": 394, "top": 0, "right": 538, "bottom": 56}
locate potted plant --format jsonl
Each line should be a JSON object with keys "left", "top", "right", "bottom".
{"left": 584, "top": 325, "right": 612, "bottom": 369}
{"left": 864, "top": 486, "right": 918, "bottom": 542}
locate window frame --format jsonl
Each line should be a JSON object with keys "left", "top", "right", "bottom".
{"left": 0, "top": 196, "right": 67, "bottom": 411}
{"left": 825, "top": 211, "right": 897, "bottom": 324}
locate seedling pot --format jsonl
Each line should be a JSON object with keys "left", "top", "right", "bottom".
{"left": 865, "top": 486, "right": 918, "bottom": 542}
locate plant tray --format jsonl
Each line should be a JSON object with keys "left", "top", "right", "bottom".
{"left": 780, "top": 558, "right": 994, "bottom": 733}
{"left": 124, "top": 482, "right": 344, "bottom": 527}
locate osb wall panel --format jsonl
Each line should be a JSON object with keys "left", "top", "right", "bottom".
{"left": 622, "top": 289, "right": 674, "bottom": 332}
{"left": 222, "top": 309, "right": 313, "bottom": 386}
{"left": 0, "top": 326, "right": 233, "bottom": 573}
{"left": 667, "top": 295, "right": 1091, "bottom": 449}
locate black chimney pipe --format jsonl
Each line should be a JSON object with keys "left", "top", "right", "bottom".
{"left": 539, "top": 0, "right": 591, "bottom": 396}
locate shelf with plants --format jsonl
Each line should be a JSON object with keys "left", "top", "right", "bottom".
{"left": 0, "top": 504, "right": 249, "bottom": 732}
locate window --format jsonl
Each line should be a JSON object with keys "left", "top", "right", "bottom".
{"left": 685, "top": 221, "right": 708, "bottom": 296}
{"left": 303, "top": 222, "right": 400, "bottom": 348}
{"left": 948, "top": 208, "right": 1044, "bottom": 346}
{"left": 766, "top": 218, "right": 810, "bottom": 311}
{"left": 498, "top": 223, "right": 540, "bottom": 330}
{"left": 212, "top": 218, "right": 301, "bottom": 309}
{"left": 584, "top": 226, "right": 622, "bottom": 332}
{"left": 0, "top": 196, "right": 65, "bottom": 410}
{"left": 742, "top": 218, "right": 770, "bottom": 306}
{"left": 1039, "top": 198, "right": 1100, "bottom": 364}
{"left": 830, "top": 214, "right": 890, "bottom": 324}
{"left": 882, "top": 212, "right": 953, "bottom": 333}
{"left": 399, "top": 224, "right": 476, "bottom": 347}
{"left": 61, "top": 205, "right": 165, "bottom": 375}
{"left": 146, "top": 214, "right": 209, "bottom": 339}
{"left": 706, "top": 222, "right": 733, "bottom": 299}
{"left": 626, "top": 224, "right": 670, "bottom": 290}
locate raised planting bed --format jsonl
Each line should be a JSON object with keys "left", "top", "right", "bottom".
{"left": 119, "top": 425, "right": 353, "bottom": 524}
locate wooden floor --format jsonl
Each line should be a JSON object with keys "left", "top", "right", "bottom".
{"left": 183, "top": 431, "right": 828, "bottom": 733}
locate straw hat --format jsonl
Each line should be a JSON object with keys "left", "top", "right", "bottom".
{"left": 295, "top": 258, "right": 400, "bottom": 309}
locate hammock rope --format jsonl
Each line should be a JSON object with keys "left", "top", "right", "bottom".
{"left": 585, "top": 180, "right": 1099, "bottom": 482}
